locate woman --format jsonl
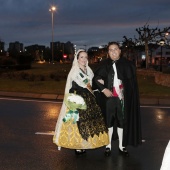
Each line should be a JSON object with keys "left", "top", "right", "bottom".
{"left": 53, "top": 49, "right": 109, "bottom": 155}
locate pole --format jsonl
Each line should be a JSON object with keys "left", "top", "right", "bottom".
{"left": 49, "top": 6, "right": 56, "bottom": 64}
{"left": 160, "top": 46, "right": 163, "bottom": 72}
{"left": 51, "top": 12, "right": 54, "bottom": 63}
{"left": 62, "top": 43, "right": 64, "bottom": 56}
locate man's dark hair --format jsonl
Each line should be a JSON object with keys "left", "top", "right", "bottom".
{"left": 107, "top": 41, "right": 120, "bottom": 50}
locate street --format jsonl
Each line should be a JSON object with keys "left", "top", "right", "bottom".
{"left": 0, "top": 97, "right": 170, "bottom": 170}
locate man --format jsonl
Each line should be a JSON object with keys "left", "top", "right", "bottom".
{"left": 93, "top": 41, "right": 142, "bottom": 156}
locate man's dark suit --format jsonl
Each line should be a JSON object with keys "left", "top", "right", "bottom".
{"left": 93, "top": 57, "right": 142, "bottom": 147}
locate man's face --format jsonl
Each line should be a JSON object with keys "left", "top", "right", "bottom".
{"left": 108, "top": 44, "right": 121, "bottom": 61}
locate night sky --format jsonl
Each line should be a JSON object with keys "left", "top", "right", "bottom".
{"left": 0, "top": 0, "right": 170, "bottom": 49}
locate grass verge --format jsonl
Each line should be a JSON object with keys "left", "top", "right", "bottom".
{"left": 0, "top": 62, "right": 170, "bottom": 97}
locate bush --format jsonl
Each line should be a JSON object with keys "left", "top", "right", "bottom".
{"left": 7, "top": 72, "right": 16, "bottom": 79}
{"left": 19, "top": 72, "right": 29, "bottom": 80}
{"left": 50, "top": 73, "right": 55, "bottom": 79}
{"left": 0, "top": 56, "right": 17, "bottom": 69}
{"left": 28, "top": 74, "right": 35, "bottom": 81}
{"left": 54, "top": 76, "right": 60, "bottom": 81}
{"left": 163, "top": 67, "right": 170, "bottom": 74}
{"left": 39, "top": 75, "right": 45, "bottom": 81}
{"left": 15, "top": 54, "right": 32, "bottom": 70}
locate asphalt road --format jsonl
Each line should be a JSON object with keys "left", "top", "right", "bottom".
{"left": 0, "top": 97, "right": 170, "bottom": 170}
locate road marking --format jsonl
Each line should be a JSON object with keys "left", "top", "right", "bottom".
{"left": 141, "top": 105, "right": 170, "bottom": 109}
{"left": 35, "top": 131, "right": 55, "bottom": 135}
{"left": 0, "top": 97, "right": 62, "bottom": 103}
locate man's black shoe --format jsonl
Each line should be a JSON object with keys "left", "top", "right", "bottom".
{"left": 119, "top": 148, "right": 129, "bottom": 157}
{"left": 105, "top": 147, "right": 111, "bottom": 156}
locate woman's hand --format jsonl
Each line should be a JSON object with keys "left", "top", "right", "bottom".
{"left": 98, "top": 79, "right": 104, "bottom": 85}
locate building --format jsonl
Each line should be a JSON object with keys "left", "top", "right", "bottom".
{"left": 50, "top": 41, "right": 74, "bottom": 61}
{"left": 88, "top": 46, "right": 107, "bottom": 63}
{"left": 25, "top": 44, "right": 45, "bottom": 61}
{"left": 8, "top": 41, "right": 23, "bottom": 54}
{"left": 152, "top": 45, "right": 170, "bottom": 65}
{"left": 0, "top": 40, "right": 5, "bottom": 56}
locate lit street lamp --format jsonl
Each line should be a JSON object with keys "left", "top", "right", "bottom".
{"left": 49, "top": 6, "right": 56, "bottom": 63}
{"left": 159, "top": 39, "right": 165, "bottom": 72}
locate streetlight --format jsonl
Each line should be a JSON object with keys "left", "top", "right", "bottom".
{"left": 49, "top": 6, "right": 56, "bottom": 64}
{"left": 165, "top": 32, "right": 170, "bottom": 45}
{"left": 159, "top": 39, "right": 165, "bottom": 72}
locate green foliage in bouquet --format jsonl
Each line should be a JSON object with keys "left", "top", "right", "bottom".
{"left": 62, "top": 93, "right": 87, "bottom": 123}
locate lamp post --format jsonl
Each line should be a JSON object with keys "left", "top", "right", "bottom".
{"left": 159, "top": 39, "right": 165, "bottom": 72}
{"left": 49, "top": 6, "right": 56, "bottom": 64}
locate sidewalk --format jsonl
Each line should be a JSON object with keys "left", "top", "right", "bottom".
{"left": 0, "top": 91, "right": 170, "bottom": 105}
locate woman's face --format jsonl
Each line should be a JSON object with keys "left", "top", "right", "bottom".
{"left": 77, "top": 51, "right": 88, "bottom": 66}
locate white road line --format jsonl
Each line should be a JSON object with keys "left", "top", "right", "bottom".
{"left": 141, "top": 105, "right": 170, "bottom": 109}
{"left": 0, "top": 97, "right": 62, "bottom": 103}
{"left": 35, "top": 131, "right": 55, "bottom": 135}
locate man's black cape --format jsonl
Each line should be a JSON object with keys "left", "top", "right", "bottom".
{"left": 93, "top": 57, "right": 142, "bottom": 147}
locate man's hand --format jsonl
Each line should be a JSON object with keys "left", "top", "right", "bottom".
{"left": 102, "top": 88, "right": 113, "bottom": 97}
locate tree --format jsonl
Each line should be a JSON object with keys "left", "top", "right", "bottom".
{"left": 122, "top": 36, "right": 136, "bottom": 59}
{"left": 135, "top": 24, "right": 170, "bottom": 69}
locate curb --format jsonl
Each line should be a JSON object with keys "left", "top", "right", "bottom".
{"left": 140, "top": 97, "right": 170, "bottom": 106}
{"left": 0, "top": 91, "right": 64, "bottom": 101}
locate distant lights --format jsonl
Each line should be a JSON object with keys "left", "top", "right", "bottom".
{"left": 99, "top": 45, "right": 104, "bottom": 49}
{"left": 165, "top": 32, "right": 169, "bottom": 36}
{"left": 159, "top": 39, "right": 165, "bottom": 46}
{"left": 74, "top": 45, "right": 76, "bottom": 53}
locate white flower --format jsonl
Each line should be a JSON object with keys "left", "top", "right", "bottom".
{"left": 67, "top": 94, "right": 85, "bottom": 105}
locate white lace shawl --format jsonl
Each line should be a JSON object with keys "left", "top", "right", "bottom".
{"left": 53, "top": 49, "right": 94, "bottom": 149}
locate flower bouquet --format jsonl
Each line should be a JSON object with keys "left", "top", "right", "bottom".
{"left": 63, "top": 93, "right": 87, "bottom": 124}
